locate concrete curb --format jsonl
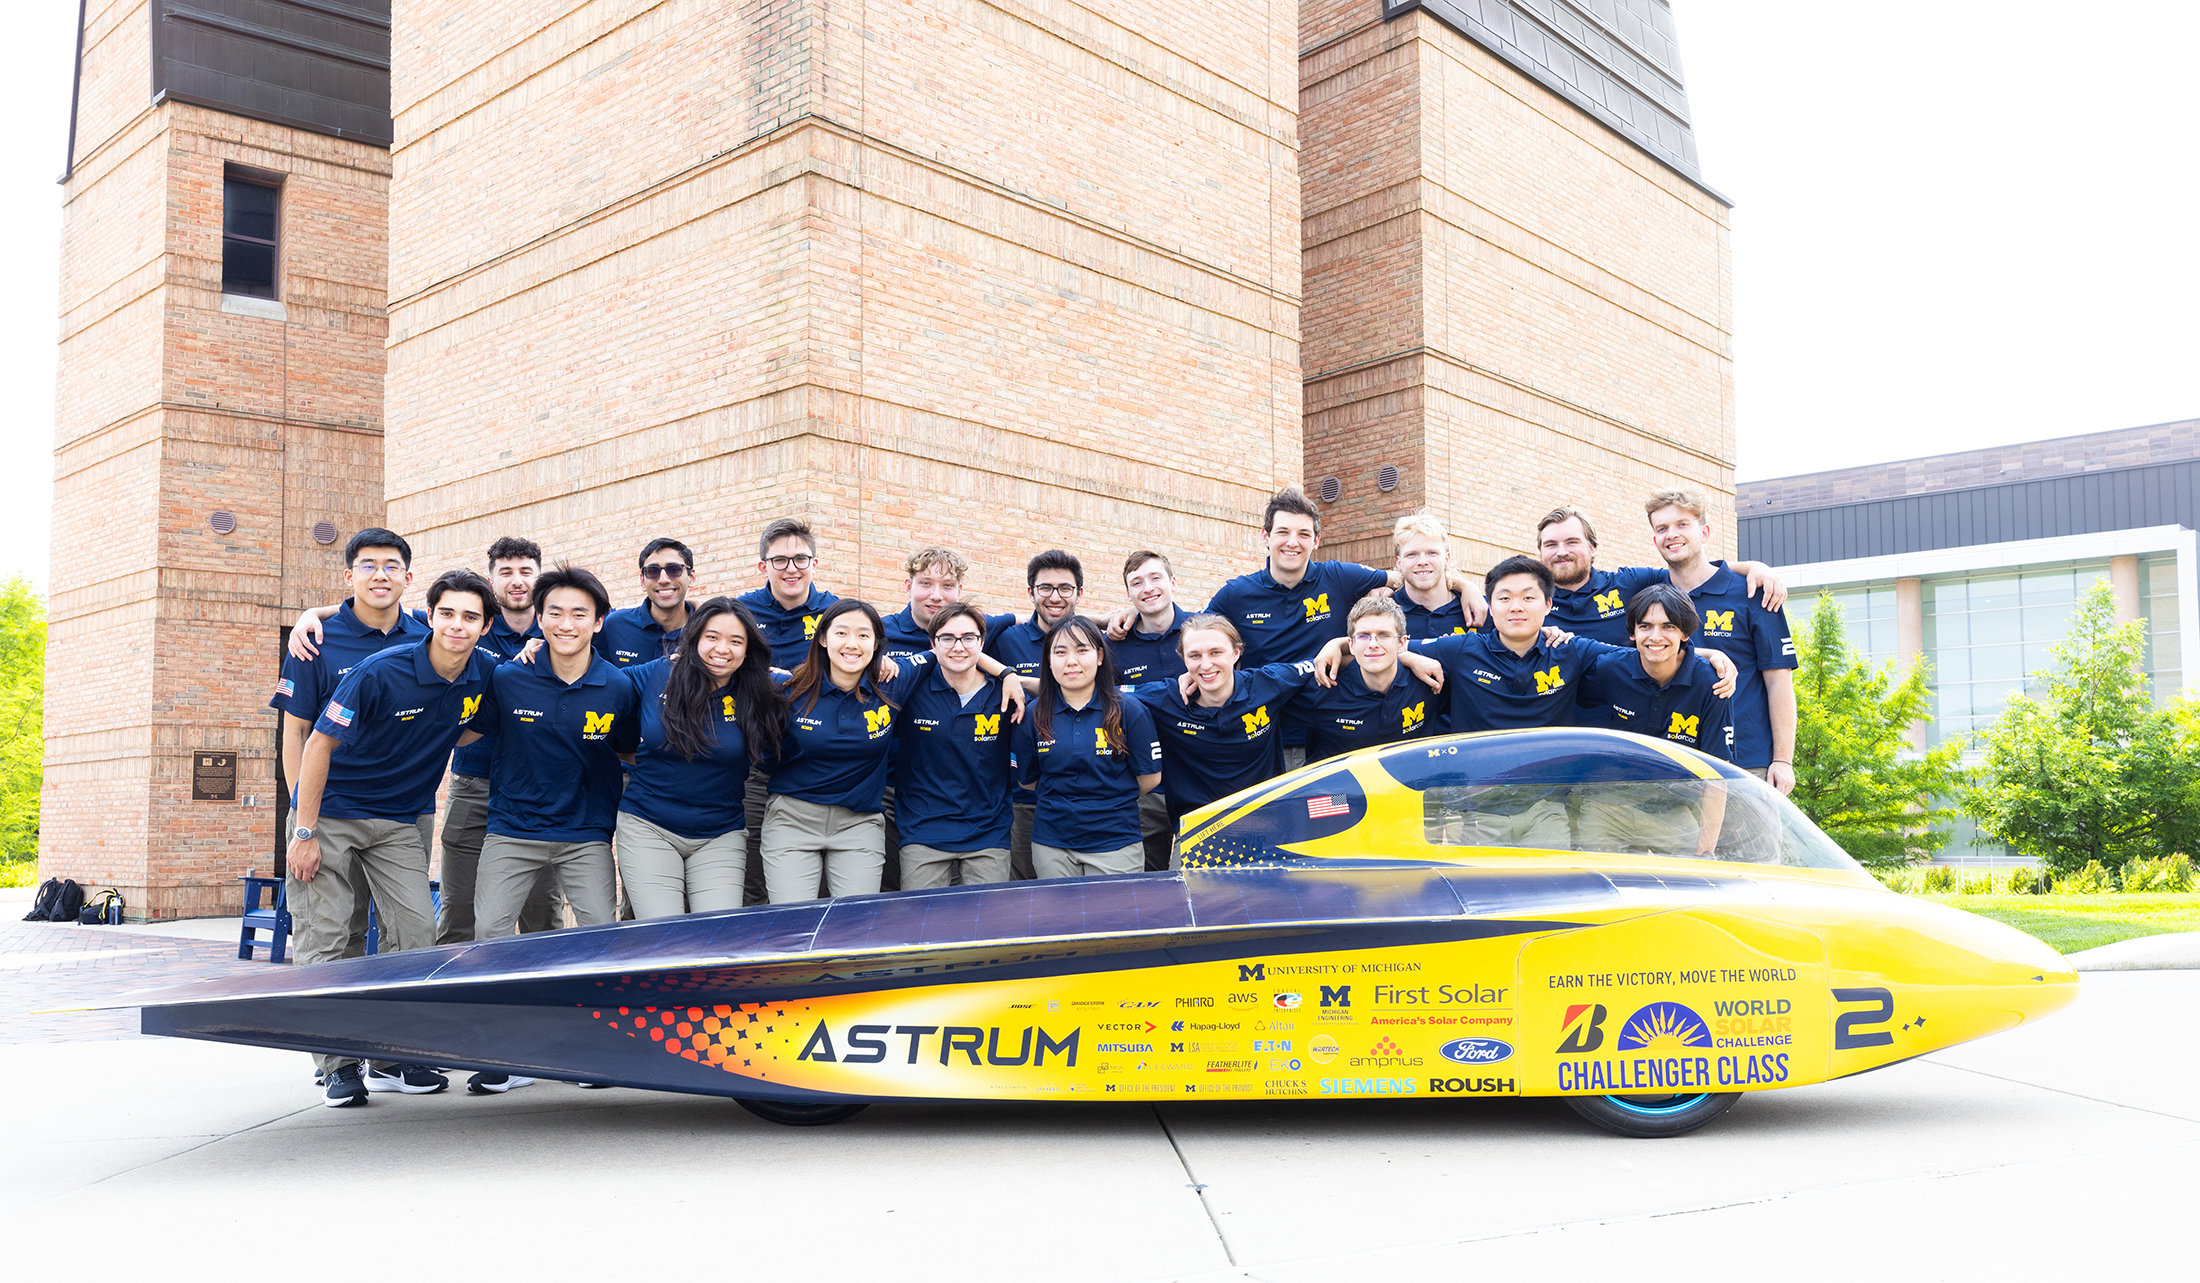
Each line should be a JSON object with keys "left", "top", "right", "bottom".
{"left": 2068, "top": 931, "right": 2200, "bottom": 972}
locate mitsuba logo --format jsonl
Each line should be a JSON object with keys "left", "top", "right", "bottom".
{"left": 973, "top": 713, "right": 1001, "bottom": 738}
{"left": 864, "top": 707, "right": 893, "bottom": 734}
{"left": 1401, "top": 702, "right": 1425, "bottom": 731}
{"left": 1704, "top": 610, "right": 1736, "bottom": 632}
{"left": 1667, "top": 712, "right": 1699, "bottom": 737}
{"left": 1558, "top": 1003, "right": 1607, "bottom": 1053}
{"left": 582, "top": 711, "right": 616, "bottom": 736}
{"left": 1533, "top": 666, "right": 1564, "bottom": 695}
{"left": 1321, "top": 985, "right": 1351, "bottom": 1008}
{"left": 1593, "top": 589, "right": 1625, "bottom": 613}
{"left": 461, "top": 695, "right": 482, "bottom": 720}
{"left": 1238, "top": 964, "right": 1266, "bottom": 982}
{"left": 1301, "top": 594, "right": 1330, "bottom": 620}
{"left": 797, "top": 1022, "right": 1078, "bottom": 1067}
{"left": 1241, "top": 706, "right": 1270, "bottom": 736}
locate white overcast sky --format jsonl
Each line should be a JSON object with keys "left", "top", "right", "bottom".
{"left": 1, "top": 1, "right": 2194, "bottom": 590}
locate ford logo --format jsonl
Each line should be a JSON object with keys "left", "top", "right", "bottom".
{"left": 1439, "top": 1037, "right": 1513, "bottom": 1064}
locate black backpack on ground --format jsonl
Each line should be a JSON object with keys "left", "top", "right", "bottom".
{"left": 78, "top": 888, "right": 125, "bottom": 925}
{"left": 22, "top": 878, "right": 86, "bottom": 922}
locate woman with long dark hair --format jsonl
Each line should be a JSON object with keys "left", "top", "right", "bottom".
{"left": 761, "top": 597, "right": 904, "bottom": 901}
{"left": 1010, "top": 615, "right": 1161, "bottom": 877}
{"left": 615, "top": 597, "right": 785, "bottom": 917}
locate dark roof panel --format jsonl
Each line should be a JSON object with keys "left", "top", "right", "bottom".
{"left": 149, "top": 0, "right": 392, "bottom": 147}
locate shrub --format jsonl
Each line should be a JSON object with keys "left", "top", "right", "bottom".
{"left": 2119, "top": 853, "right": 2197, "bottom": 893}
{"left": 2166, "top": 853, "right": 2195, "bottom": 893}
{"left": 1957, "top": 870, "right": 1995, "bottom": 895}
{"left": 2002, "top": 865, "right": 2042, "bottom": 895}
{"left": 2053, "top": 860, "right": 2112, "bottom": 895}
{"left": 1922, "top": 864, "right": 1956, "bottom": 893}
{"left": 1871, "top": 868, "right": 1916, "bottom": 893}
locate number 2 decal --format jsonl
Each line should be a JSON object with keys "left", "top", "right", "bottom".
{"left": 1832, "top": 987, "right": 1894, "bottom": 1049}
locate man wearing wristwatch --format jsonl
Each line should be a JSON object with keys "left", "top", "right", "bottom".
{"left": 286, "top": 569, "right": 497, "bottom": 1107}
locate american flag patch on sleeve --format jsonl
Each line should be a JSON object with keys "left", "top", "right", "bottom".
{"left": 325, "top": 702, "right": 353, "bottom": 728}
{"left": 1306, "top": 795, "right": 1349, "bottom": 819}
{"left": 274, "top": 678, "right": 294, "bottom": 699}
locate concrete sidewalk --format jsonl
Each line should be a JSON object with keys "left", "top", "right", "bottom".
{"left": 0, "top": 902, "right": 2192, "bottom": 1281}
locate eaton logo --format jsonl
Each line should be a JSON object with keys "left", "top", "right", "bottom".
{"left": 1438, "top": 1037, "right": 1514, "bottom": 1065}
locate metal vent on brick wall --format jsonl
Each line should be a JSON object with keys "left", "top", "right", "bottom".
{"left": 1319, "top": 476, "right": 1342, "bottom": 504}
{"left": 209, "top": 511, "right": 237, "bottom": 535}
{"left": 1377, "top": 464, "right": 1400, "bottom": 492}
{"left": 312, "top": 521, "right": 338, "bottom": 545}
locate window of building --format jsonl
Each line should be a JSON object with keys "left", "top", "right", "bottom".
{"left": 1920, "top": 560, "right": 2113, "bottom": 745}
{"left": 1816, "top": 581, "right": 1899, "bottom": 666}
{"left": 221, "top": 173, "right": 281, "bottom": 299}
{"left": 2140, "top": 553, "right": 2182, "bottom": 704}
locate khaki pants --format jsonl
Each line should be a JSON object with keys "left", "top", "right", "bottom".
{"left": 615, "top": 811, "right": 748, "bottom": 918}
{"left": 1139, "top": 791, "right": 1174, "bottom": 871}
{"left": 1574, "top": 796, "right": 1704, "bottom": 856}
{"left": 475, "top": 835, "right": 617, "bottom": 937}
{"left": 1439, "top": 798, "right": 1572, "bottom": 850}
{"left": 1033, "top": 841, "right": 1144, "bottom": 879}
{"left": 1009, "top": 800, "right": 1036, "bottom": 880}
{"left": 292, "top": 816, "right": 437, "bottom": 1076}
{"left": 899, "top": 843, "right": 1010, "bottom": 890}
{"left": 437, "top": 774, "right": 562, "bottom": 943}
{"left": 760, "top": 794, "right": 883, "bottom": 902}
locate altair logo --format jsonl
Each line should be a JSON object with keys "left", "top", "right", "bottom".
{"left": 1439, "top": 1037, "right": 1514, "bottom": 1065}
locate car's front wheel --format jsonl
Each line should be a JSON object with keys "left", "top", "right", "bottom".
{"left": 733, "top": 1097, "right": 870, "bottom": 1126}
{"left": 1567, "top": 1091, "right": 1739, "bottom": 1138}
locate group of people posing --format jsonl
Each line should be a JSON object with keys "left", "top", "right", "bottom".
{"left": 272, "top": 486, "right": 1795, "bottom": 1104}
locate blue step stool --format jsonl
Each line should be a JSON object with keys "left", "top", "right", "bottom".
{"left": 363, "top": 880, "right": 441, "bottom": 956}
{"left": 237, "top": 874, "right": 290, "bottom": 963}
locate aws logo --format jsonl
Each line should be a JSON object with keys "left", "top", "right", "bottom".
{"left": 864, "top": 707, "right": 893, "bottom": 735}
{"left": 1241, "top": 705, "right": 1271, "bottom": 736}
{"left": 721, "top": 695, "right": 737, "bottom": 719}
{"left": 1704, "top": 610, "right": 1736, "bottom": 632}
{"left": 803, "top": 615, "right": 821, "bottom": 638}
{"left": 1533, "top": 666, "right": 1565, "bottom": 694}
{"left": 1301, "top": 594, "right": 1330, "bottom": 621}
{"left": 973, "top": 713, "right": 1001, "bottom": 738}
{"left": 1667, "top": 712, "right": 1699, "bottom": 738}
{"left": 1593, "top": 589, "right": 1625, "bottom": 613}
{"left": 581, "top": 711, "right": 617, "bottom": 738}
{"left": 460, "top": 695, "right": 482, "bottom": 721}
{"left": 1401, "top": 702, "right": 1426, "bottom": 732}
{"left": 1557, "top": 1003, "right": 1607, "bottom": 1054}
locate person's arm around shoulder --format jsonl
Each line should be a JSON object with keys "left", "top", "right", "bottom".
{"left": 1124, "top": 698, "right": 1163, "bottom": 795}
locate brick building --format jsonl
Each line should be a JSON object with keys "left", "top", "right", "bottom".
{"left": 48, "top": 0, "right": 1734, "bottom": 916}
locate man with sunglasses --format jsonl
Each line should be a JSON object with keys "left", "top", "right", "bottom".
{"left": 596, "top": 537, "right": 699, "bottom": 667}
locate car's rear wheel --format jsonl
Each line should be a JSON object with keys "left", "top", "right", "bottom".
{"left": 1567, "top": 1091, "right": 1739, "bottom": 1138}
{"left": 734, "top": 1097, "right": 870, "bottom": 1126}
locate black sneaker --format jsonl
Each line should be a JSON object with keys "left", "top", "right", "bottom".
{"left": 466, "top": 1071, "right": 536, "bottom": 1095}
{"left": 323, "top": 1064, "right": 368, "bottom": 1108}
{"left": 365, "top": 1063, "right": 449, "bottom": 1095}
{"left": 576, "top": 1082, "right": 613, "bottom": 1090}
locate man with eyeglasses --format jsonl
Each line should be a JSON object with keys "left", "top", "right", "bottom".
{"left": 595, "top": 537, "right": 698, "bottom": 667}
{"left": 986, "top": 550, "right": 1088, "bottom": 878}
{"left": 736, "top": 518, "right": 841, "bottom": 670}
{"left": 1294, "top": 597, "right": 1444, "bottom": 759}
{"left": 1391, "top": 511, "right": 1470, "bottom": 640}
{"left": 885, "top": 602, "right": 1020, "bottom": 889}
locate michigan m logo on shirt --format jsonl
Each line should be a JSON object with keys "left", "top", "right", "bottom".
{"left": 1593, "top": 589, "right": 1625, "bottom": 613}
{"left": 1704, "top": 610, "right": 1736, "bottom": 632}
{"left": 461, "top": 695, "right": 482, "bottom": 721}
{"left": 1241, "top": 706, "right": 1270, "bottom": 735}
{"left": 973, "top": 713, "right": 1001, "bottom": 737}
{"left": 1533, "top": 666, "right": 1565, "bottom": 694}
{"left": 864, "top": 706, "right": 893, "bottom": 734}
{"left": 803, "top": 615, "right": 821, "bottom": 638}
{"left": 583, "top": 711, "right": 616, "bottom": 735}
{"left": 1402, "top": 702, "right": 1426, "bottom": 731}
{"left": 1667, "top": 712, "right": 1700, "bottom": 738}
{"left": 722, "top": 695, "right": 737, "bottom": 718}
{"left": 1301, "top": 594, "right": 1329, "bottom": 620}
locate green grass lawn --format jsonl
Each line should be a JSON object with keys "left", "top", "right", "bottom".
{"left": 1916, "top": 893, "right": 2200, "bottom": 954}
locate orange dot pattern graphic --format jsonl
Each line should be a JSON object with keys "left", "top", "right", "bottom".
{"left": 587, "top": 998, "right": 818, "bottom": 1082}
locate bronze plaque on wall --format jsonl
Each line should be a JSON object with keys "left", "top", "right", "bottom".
{"left": 192, "top": 751, "right": 237, "bottom": 802}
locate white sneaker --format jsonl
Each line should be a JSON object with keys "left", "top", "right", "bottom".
{"left": 465, "top": 1072, "right": 536, "bottom": 1095}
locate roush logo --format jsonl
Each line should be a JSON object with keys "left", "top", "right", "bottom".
{"left": 1439, "top": 1037, "right": 1514, "bottom": 1065}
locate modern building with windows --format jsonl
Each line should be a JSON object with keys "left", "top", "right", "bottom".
{"left": 1739, "top": 418, "right": 2198, "bottom": 862}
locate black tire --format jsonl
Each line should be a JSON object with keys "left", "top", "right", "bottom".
{"left": 733, "top": 1097, "right": 870, "bottom": 1127}
{"left": 1567, "top": 1091, "right": 1739, "bottom": 1138}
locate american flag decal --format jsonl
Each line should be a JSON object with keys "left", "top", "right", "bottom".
{"left": 275, "top": 678, "right": 294, "bottom": 698}
{"left": 1306, "top": 795, "right": 1349, "bottom": 819}
{"left": 325, "top": 702, "right": 353, "bottom": 728}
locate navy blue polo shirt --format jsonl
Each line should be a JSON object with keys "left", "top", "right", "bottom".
{"left": 1205, "top": 560, "right": 1392, "bottom": 666}
{"left": 451, "top": 613, "right": 542, "bottom": 779}
{"left": 1411, "top": 630, "right": 1628, "bottom": 733}
{"left": 476, "top": 654, "right": 641, "bottom": 843}
{"left": 1012, "top": 695, "right": 1162, "bottom": 853}
{"left": 271, "top": 599, "right": 431, "bottom": 725}
{"left": 1295, "top": 663, "right": 1443, "bottom": 762}
{"left": 735, "top": 585, "right": 841, "bottom": 670}
{"left": 890, "top": 657, "right": 1018, "bottom": 851}
{"left": 618, "top": 658, "right": 754, "bottom": 839}
{"left": 881, "top": 606, "right": 1016, "bottom": 658}
{"left": 768, "top": 674, "right": 903, "bottom": 812}
{"left": 985, "top": 613, "right": 1085, "bottom": 679}
{"left": 313, "top": 641, "right": 497, "bottom": 821}
{"left": 1577, "top": 646, "right": 1734, "bottom": 761}
{"left": 1549, "top": 566, "right": 1667, "bottom": 646}
{"left": 1110, "top": 606, "right": 1190, "bottom": 684}
{"left": 594, "top": 602, "right": 684, "bottom": 667}
{"left": 1393, "top": 588, "right": 1469, "bottom": 640}
{"left": 1124, "top": 661, "right": 1316, "bottom": 810}
{"left": 1675, "top": 561, "right": 1795, "bottom": 769}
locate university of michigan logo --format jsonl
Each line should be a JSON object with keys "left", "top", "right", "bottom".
{"left": 460, "top": 695, "right": 482, "bottom": 720}
{"left": 1301, "top": 594, "right": 1329, "bottom": 620}
{"left": 1593, "top": 589, "right": 1625, "bottom": 613}
{"left": 803, "top": 615, "right": 821, "bottom": 638}
{"left": 1093, "top": 726, "right": 1113, "bottom": 753}
{"left": 1401, "top": 702, "right": 1426, "bottom": 731}
{"left": 1704, "top": 610, "right": 1736, "bottom": 632}
{"left": 582, "top": 711, "right": 616, "bottom": 736}
{"left": 722, "top": 695, "right": 737, "bottom": 719}
{"left": 1667, "top": 712, "right": 1699, "bottom": 738}
{"left": 973, "top": 713, "right": 1001, "bottom": 738}
{"left": 864, "top": 707, "right": 893, "bottom": 734}
{"left": 1532, "top": 666, "right": 1565, "bottom": 694}
{"left": 1241, "top": 705, "right": 1271, "bottom": 735}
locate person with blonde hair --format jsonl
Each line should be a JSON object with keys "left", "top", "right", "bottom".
{"left": 1390, "top": 510, "right": 1470, "bottom": 639}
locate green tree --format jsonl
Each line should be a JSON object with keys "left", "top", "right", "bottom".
{"left": 1964, "top": 582, "right": 2185, "bottom": 873}
{"left": 0, "top": 576, "right": 44, "bottom": 864}
{"left": 1790, "top": 593, "right": 1963, "bottom": 867}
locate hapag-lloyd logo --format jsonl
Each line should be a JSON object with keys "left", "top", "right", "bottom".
{"left": 1438, "top": 1037, "right": 1514, "bottom": 1065}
